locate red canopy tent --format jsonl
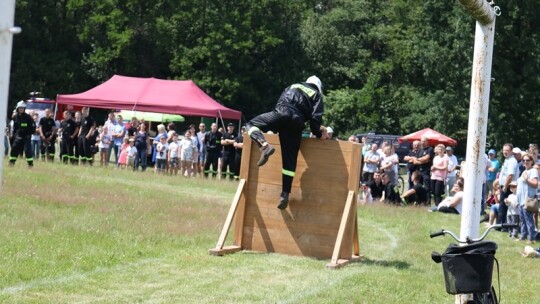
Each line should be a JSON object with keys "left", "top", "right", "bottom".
{"left": 398, "top": 128, "right": 457, "bottom": 146}
{"left": 56, "top": 75, "right": 241, "bottom": 120}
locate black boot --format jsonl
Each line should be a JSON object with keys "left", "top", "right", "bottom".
{"left": 258, "top": 144, "right": 275, "bottom": 167}
{"left": 277, "top": 192, "right": 289, "bottom": 210}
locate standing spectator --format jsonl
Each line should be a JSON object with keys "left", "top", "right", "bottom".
{"left": 233, "top": 126, "right": 246, "bottom": 180}
{"left": 517, "top": 154, "right": 538, "bottom": 244}
{"left": 361, "top": 136, "right": 369, "bottom": 156}
{"left": 504, "top": 181, "right": 520, "bottom": 239}
{"left": 73, "top": 111, "right": 82, "bottom": 164}
{"left": 77, "top": 107, "right": 96, "bottom": 165}
{"left": 486, "top": 149, "right": 500, "bottom": 196}
{"left": 39, "top": 108, "right": 56, "bottom": 162}
{"left": 180, "top": 130, "right": 196, "bottom": 177}
{"left": 127, "top": 117, "right": 139, "bottom": 138}
{"left": 362, "top": 143, "right": 380, "bottom": 183}
{"left": 155, "top": 136, "right": 168, "bottom": 174}
{"left": 134, "top": 123, "right": 148, "bottom": 171}
{"left": 9, "top": 101, "right": 35, "bottom": 167}
{"left": 4, "top": 125, "right": 9, "bottom": 157}
{"left": 117, "top": 137, "right": 129, "bottom": 169}
{"left": 204, "top": 123, "right": 222, "bottom": 178}
{"left": 414, "top": 136, "right": 435, "bottom": 204}
{"left": 103, "top": 112, "right": 116, "bottom": 163}
{"left": 168, "top": 132, "right": 180, "bottom": 175}
{"left": 348, "top": 135, "right": 359, "bottom": 143}
{"left": 380, "top": 146, "right": 398, "bottom": 185}
{"left": 445, "top": 146, "right": 459, "bottom": 196}
{"left": 98, "top": 126, "right": 112, "bottom": 166}
{"left": 221, "top": 123, "right": 236, "bottom": 180}
{"left": 111, "top": 115, "right": 125, "bottom": 165}
{"left": 498, "top": 143, "right": 519, "bottom": 228}
{"left": 404, "top": 140, "right": 421, "bottom": 190}
{"left": 126, "top": 138, "right": 138, "bottom": 169}
{"left": 196, "top": 123, "right": 207, "bottom": 176}
{"left": 152, "top": 124, "right": 168, "bottom": 171}
{"left": 58, "top": 111, "right": 78, "bottom": 164}
{"left": 431, "top": 144, "right": 448, "bottom": 206}
{"left": 513, "top": 147, "right": 525, "bottom": 175}
{"left": 31, "top": 112, "right": 41, "bottom": 160}
{"left": 326, "top": 126, "right": 334, "bottom": 139}
{"left": 188, "top": 124, "right": 201, "bottom": 177}
{"left": 529, "top": 143, "right": 538, "bottom": 162}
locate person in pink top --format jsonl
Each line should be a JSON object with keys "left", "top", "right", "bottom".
{"left": 117, "top": 137, "right": 129, "bottom": 169}
{"left": 431, "top": 143, "right": 449, "bottom": 206}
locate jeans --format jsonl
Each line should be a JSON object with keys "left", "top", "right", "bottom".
{"left": 109, "top": 144, "right": 120, "bottom": 164}
{"left": 134, "top": 148, "right": 147, "bottom": 171}
{"left": 31, "top": 138, "right": 41, "bottom": 159}
{"left": 519, "top": 205, "right": 537, "bottom": 241}
{"left": 3, "top": 135, "right": 8, "bottom": 156}
{"left": 446, "top": 175, "right": 456, "bottom": 196}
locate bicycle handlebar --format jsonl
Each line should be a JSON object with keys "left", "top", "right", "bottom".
{"left": 429, "top": 223, "right": 519, "bottom": 243}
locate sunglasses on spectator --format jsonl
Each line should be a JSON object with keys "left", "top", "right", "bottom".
{"left": 523, "top": 159, "right": 533, "bottom": 162}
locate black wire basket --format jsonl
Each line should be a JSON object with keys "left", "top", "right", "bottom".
{"left": 432, "top": 241, "right": 497, "bottom": 294}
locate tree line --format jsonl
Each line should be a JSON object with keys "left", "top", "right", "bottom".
{"left": 9, "top": 0, "right": 540, "bottom": 151}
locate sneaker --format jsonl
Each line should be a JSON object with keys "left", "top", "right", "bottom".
{"left": 257, "top": 144, "right": 275, "bottom": 167}
{"left": 277, "top": 192, "right": 289, "bottom": 210}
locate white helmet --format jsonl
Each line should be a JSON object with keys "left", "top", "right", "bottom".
{"left": 16, "top": 100, "right": 27, "bottom": 109}
{"left": 306, "top": 75, "right": 322, "bottom": 94}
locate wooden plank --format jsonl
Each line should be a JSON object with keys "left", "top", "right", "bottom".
{"left": 209, "top": 245, "right": 242, "bottom": 256}
{"left": 242, "top": 226, "right": 336, "bottom": 258}
{"left": 348, "top": 143, "right": 361, "bottom": 192}
{"left": 249, "top": 165, "right": 351, "bottom": 190}
{"left": 212, "top": 179, "right": 246, "bottom": 250}
{"left": 330, "top": 191, "right": 355, "bottom": 265}
{"left": 239, "top": 134, "right": 252, "bottom": 180}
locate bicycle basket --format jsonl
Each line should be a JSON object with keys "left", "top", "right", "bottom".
{"left": 440, "top": 241, "right": 497, "bottom": 294}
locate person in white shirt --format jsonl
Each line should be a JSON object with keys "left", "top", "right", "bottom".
{"left": 445, "top": 146, "right": 458, "bottom": 196}
{"left": 168, "top": 133, "right": 180, "bottom": 175}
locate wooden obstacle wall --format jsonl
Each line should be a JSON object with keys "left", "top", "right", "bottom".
{"left": 210, "top": 134, "right": 361, "bottom": 268}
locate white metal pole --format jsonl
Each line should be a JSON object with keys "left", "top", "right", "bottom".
{"left": 459, "top": 20, "right": 496, "bottom": 241}
{"left": 0, "top": 0, "right": 20, "bottom": 193}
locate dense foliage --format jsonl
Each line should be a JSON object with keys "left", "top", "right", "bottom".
{"left": 9, "top": 0, "right": 540, "bottom": 149}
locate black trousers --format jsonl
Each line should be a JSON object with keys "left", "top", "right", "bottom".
{"left": 498, "top": 186, "right": 510, "bottom": 225}
{"left": 9, "top": 136, "right": 33, "bottom": 164}
{"left": 247, "top": 107, "right": 304, "bottom": 194}
{"left": 234, "top": 152, "right": 242, "bottom": 179}
{"left": 77, "top": 136, "right": 93, "bottom": 163}
{"left": 204, "top": 151, "right": 220, "bottom": 177}
{"left": 221, "top": 151, "right": 235, "bottom": 179}
{"left": 60, "top": 137, "right": 75, "bottom": 163}
{"left": 40, "top": 139, "right": 56, "bottom": 159}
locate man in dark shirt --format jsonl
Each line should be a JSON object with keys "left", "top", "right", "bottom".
{"left": 400, "top": 171, "right": 428, "bottom": 205}
{"left": 366, "top": 171, "right": 385, "bottom": 200}
{"left": 221, "top": 123, "right": 237, "bottom": 180}
{"left": 404, "top": 140, "right": 420, "bottom": 190}
{"left": 233, "top": 126, "right": 245, "bottom": 180}
{"left": 381, "top": 172, "right": 402, "bottom": 204}
{"left": 9, "top": 101, "right": 36, "bottom": 167}
{"left": 59, "top": 111, "right": 78, "bottom": 164}
{"left": 38, "top": 108, "right": 57, "bottom": 161}
{"left": 204, "top": 123, "right": 222, "bottom": 178}
{"left": 77, "top": 107, "right": 96, "bottom": 165}
{"left": 414, "top": 136, "right": 434, "bottom": 203}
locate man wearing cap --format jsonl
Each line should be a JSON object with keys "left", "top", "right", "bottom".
{"left": 513, "top": 147, "right": 525, "bottom": 175}
{"left": 445, "top": 146, "right": 459, "bottom": 196}
{"left": 245, "top": 75, "right": 326, "bottom": 209}
{"left": 9, "top": 101, "right": 36, "bottom": 167}
{"left": 487, "top": 149, "right": 500, "bottom": 196}
{"left": 498, "top": 143, "right": 520, "bottom": 227}
{"left": 220, "top": 123, "right": 237, "bottom": 180}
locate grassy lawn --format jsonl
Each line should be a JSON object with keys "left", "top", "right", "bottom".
{"left": 0, "top": 160, "right": 537, "bottom": 303}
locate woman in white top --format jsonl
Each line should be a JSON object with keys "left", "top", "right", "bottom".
{"left": 516, "top": 153, "right": 538, "bottom": 243}
{"left": 432, "top": 177, "right": 464, "bottom": 214}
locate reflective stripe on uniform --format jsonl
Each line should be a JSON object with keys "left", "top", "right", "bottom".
{"left": 247, "top": 126, "right": 260, "bottom": 136}
{"left": 282, "top": 169, "right": 295, "bottom": 177}
{"left": 26, "top": 158, "right": 33, "bottom": 162}
{"left": 290, "top": 84, "right": 316, "bottom": 98}
{"left": 9, "top": 157, "right": 17, "bottom": 161}
{"left": 21, "top": 123, "right": 28, "bottom": 127}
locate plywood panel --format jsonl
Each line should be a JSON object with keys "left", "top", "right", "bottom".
{"left": 213, "top": 133, "right": 359, "bottom": 264}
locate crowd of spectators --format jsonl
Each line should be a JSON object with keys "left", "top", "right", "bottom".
{"left": 5, "top": 109, "right": 246, "bottom": 180}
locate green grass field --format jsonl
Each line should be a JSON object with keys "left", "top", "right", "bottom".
{"left": 0, "top": 160, "right": 538, "bottom": 303}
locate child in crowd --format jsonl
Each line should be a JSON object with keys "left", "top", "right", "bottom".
{"left": 126, "top": 138, "right": 137, "bottom": 169}
{"left": 98, "top": 126, "right": 112, "bottom": 166}
{"left": 117, "top": 137, "right": 129, "bottom": 169}
{"left": 155, "top": 136, "right": 168, "bottom": 174}
{"left": 180, "top": 130, "right": 195, "bottom": 177}
{"left": 358, "top": 182, "right": 373, "bottom": 205}
{"left": 505, "top": 181, "right": 520, "bottom": 238}
{"left": 168, "top": 132, "right": 179, "bottom": 175}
